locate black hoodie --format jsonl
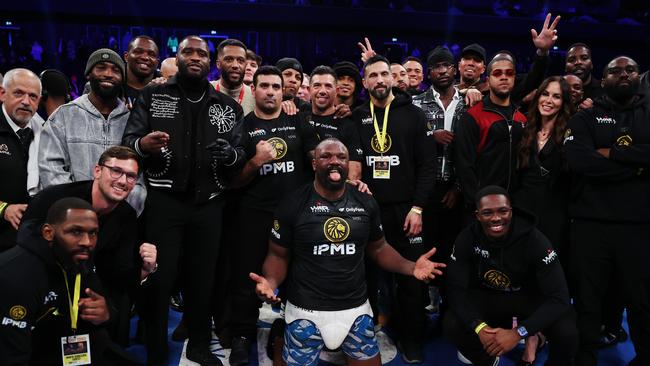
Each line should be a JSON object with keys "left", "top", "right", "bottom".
{"left": 353, "top": 88, "right": 436, "bottom": 207}
{"left": 0, "top": 232, "right": 107, "bottom": 365}
{"left": 565, "top": 93, "right": 650, "bottom": 223}
{"left": 445, "top": 208, "right": 570, "bottom": 335}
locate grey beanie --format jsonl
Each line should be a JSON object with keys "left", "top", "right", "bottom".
{"left": 85, "top": 48, "right": 125, "bottom": 78}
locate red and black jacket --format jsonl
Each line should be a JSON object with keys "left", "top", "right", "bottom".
{"left": 455, "top": 96, "right": 527, "bottom": 205}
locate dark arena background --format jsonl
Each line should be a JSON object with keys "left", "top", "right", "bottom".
{"left": 1, "top": 1, "right": 648, "bottom": 365}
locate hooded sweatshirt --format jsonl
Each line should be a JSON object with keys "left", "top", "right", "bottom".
{"left": 353, "top": 88, "right": 436, "bottom": 207}
{"left": 38, "top": 94, "right": 146, "bottom": 214}
{"left": 565, "top": 93, "right": 650, "bottom": 223}
{"left": 445, "top": 207, "right": 570, "bottom": 335}
{"left": 0, "top": 232, "right": 108, "bottom": 365}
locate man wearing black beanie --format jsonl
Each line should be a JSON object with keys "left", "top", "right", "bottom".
{"left": 276, "top": 57, "right": 311, "bottom": 114}
{"left": 413, "top": 46, "right": 467, "bottom": 316}
{"left": 333, "top": 61, "right": 364, "bottom": 109}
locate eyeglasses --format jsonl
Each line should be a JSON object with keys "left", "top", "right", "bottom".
{"left": 477, "top": 207, "right": 512, "bottom": 219}
{"left": 100, "top": 164, "right": 138, "bottom": 184}
{"left": 490, "top": 69, "right": 516, "bottom": 78}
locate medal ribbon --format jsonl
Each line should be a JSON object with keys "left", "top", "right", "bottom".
{"left": 370, "top": 99, "right": 392, "bottom": 153}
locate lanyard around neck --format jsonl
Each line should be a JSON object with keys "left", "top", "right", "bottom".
{"left": 58, "top": 264, "right": 81, "bottom": 332}
{"left": 370, "top": 97, "right": 393, "bottom": 153}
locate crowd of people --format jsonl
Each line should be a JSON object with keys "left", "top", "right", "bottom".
{"left": 1, "top": 11, "right": 649, "bottom": 366}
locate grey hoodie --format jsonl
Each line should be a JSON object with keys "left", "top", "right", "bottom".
{"left": 38, "top": 94, "right": 146, "bottom": 214}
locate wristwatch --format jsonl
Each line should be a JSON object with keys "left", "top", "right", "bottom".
{"left": 516, "top": 326, "right": 529, "bottom": 338}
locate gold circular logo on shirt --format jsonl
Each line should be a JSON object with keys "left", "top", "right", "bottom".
{"left": 273, "top": 220, "right": 280, "bottom": 231}
{"left": 323, "top": 217, "right": 350, "bottom": 243}
{"left": 616, "top": 135, "right": 633, "bottom": 146}
{"left": 9, "top": 305, "right": 26, "bottom": 320}
{"left": 266, "top": 137, "right": 288, "bottom": 160}
{"left": 370, "top": 134, "right": 392, "bottom": 154}
{"left": 483, "top": 270, "right": 511, "bottom": 290}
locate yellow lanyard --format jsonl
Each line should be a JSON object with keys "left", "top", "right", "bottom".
{"left": 370, "top": 98, "right": 393, "bottom": 153}
{"left": 58, "top": 264, "right": 81, "bottom": 332}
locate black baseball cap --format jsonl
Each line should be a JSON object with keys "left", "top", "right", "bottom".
{"left": 461, "top": 43, "right": 487, "bottom": 63}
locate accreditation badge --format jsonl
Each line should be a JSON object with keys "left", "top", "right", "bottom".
{"left": 61, "top": 334, "right": 91, "bottom": 365}
{"left": 373, "top": 156, "right": 391, "bottom": 179}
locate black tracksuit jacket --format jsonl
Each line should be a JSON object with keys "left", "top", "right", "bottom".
{"left": 565, "top": 93, "right": 650, "bottom": 223}
{"left": 455, "top": 96, "right": 527, "bottom": 205}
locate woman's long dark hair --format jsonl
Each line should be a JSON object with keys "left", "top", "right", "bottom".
{"left": 518, "top": 76, "right": 574, "bottom": 168}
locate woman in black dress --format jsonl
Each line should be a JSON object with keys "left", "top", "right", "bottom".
{"left": 513, "top": 76, "right": 574, "bottom": 365}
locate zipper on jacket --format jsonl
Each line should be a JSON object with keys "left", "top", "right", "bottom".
{"left": 483, "top": 106, "right": 516, "bottom": 190}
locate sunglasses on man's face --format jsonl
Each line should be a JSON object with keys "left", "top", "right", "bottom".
{"left": 490, "top": 69, "right": 516, "bottom": 78}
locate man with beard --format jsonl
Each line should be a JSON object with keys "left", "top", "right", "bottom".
{"left": 0, "top": 197, "right": 111, "bottom": 365}
{"left": 0, "top": 69, "right": 43, "bottom": 250}
{"left": 251, "top": 138, "right": 445, "bottom": 366}
{"left": 18, "top": 146, "right": 157, "bottom": 346}
{"left": 308, "top": 66, "right": 363, "bottom": 180}
{"left": 444, "top": 186, "right": 577, "bottom": 366}
{"left": 391, "top": 63, "right": 409, "bottom": 92}
{"left": 39, "top": 48, "right": 146, "bottom": 215}
{"left": 403, "top": 57, "right": 425, "bottom": 96}
{"left": 333, "top": 61, "right": 364, "bottom": 109}
{"left": 412, "top": 46, "right": 466, "bottom": 307}
{"left": 455, "top": 53, "right": 527, "bottom": 214}
{"left": 211, "top": 39, "right": 255, "bottom": 115}
{"left": 565, "top": 56, "right": 650, "bottom": 366}
{"left": 353, "top": 55, "right": 436, "bottom": 363}
{"left": 456, "top": 43, "right": 488, "bottom": 94}
{"left": 226, "top": 65, "right": 318, "bottom": 365}
{"left": 123, "top": 35, "right": 160, "bottom": 110}
{"left": 243, "top": 50, "right": 261, "bottom": 86}
{"left": 565, "top": 43, "right": 603, "bottom": 102}
{"left": 122, "top": 35, "right": 245, "bottom": 366}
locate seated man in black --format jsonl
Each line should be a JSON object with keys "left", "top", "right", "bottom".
{"left": 443, "top": 185, "right": 577, "bottom": 366}
{"left": 18, "top": 146, "right": 157, "bottom": 346}
{"left": 0, "top": 197, "right": 110, "bottom": 365}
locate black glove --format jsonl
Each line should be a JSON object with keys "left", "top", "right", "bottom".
{"left": 206, "top": 138, "right": 237, "bottom": 165}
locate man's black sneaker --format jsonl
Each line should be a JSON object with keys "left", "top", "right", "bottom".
{"left": 597, "top": 327, "right": 628, "bottom": 348}
{"left": 229, "top": 336, "right": 251, "bottom": 366}
{"left": 186, "top": 346, "right": 223, "bottom": 366}
{"left": 398, "top": 341, "right": 424, "bottom": 364}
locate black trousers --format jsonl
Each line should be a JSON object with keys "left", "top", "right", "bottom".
{"left": 228, "top": 205, "right": 274, "bottom": 339}
{"left": 141, "top": 189, "right": 225, "bottom": 364}
{"left": 443, "top": 290, "right": 578, "bottom": 366}
{"left": 571, "top": 219, "right": 650, "bottom": 366}
{"left": 379, "top": 202, "right": 427, "bottom": 345}
{"left": 423, "top": 182, "right": 462, "bottom": 281}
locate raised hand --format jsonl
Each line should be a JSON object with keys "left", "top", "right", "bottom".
{"left": 531, "top": 13, "right": 561, "bottom": 52}
{"left": 357, "top": 37, "right": 377, "bottom": 63}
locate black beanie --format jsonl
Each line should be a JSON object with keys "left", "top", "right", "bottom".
{"left": 426, "top": 46, "right": 454, "bottom": 68}
{"left": 275, "top": 57, "right": 303, "bottom": 75}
